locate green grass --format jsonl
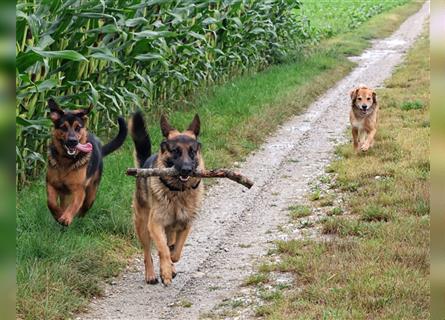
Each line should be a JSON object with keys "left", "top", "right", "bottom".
{"left": 301, "top": 0, "right": 412, "bottom": 40}
{"left": 308, "top": 189, "right": 321, "bottom": 201}
{"left": 401, "top": 100, "right": 424, "bottom": 110}
{"left": 247, "top": 26, "right": 429, "bottom": 320}
{"left": 16, "top": 1, "right": 425, "bottom": 319}
{"left": 329, "top": 207, "right": 343, "bottom": 216}
{"left": 288, "top": 205, "right": 311, "bottom": 219}
{"left": 16, "top": 145, "right": 137, "bottom": 319}
{"left": 244, "top": 273, "right": 269, "bottom": 286}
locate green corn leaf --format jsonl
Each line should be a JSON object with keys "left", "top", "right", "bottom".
{"left": 133, "top": 30, "right": 178, "bottom": 39}
{"left": 89, "top": 51, "right": 124, "bottom": 67}
{"left": 125, "top": 17, "right": 149, "bottom": 27}
{"left": 31, "top": 48, "right": 87, "bottom": 61}
{"left": 16, "top": 116, "right": 52, "bottom": 130}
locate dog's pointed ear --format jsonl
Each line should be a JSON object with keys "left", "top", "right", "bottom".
{"left": 349, "top": 88, "right": 359, "bottom": 101}
{"left": 160, "top": 141, "right": 169, "bottom": 153}
{"left": 372, "top": 90, "right": 377, "bottom": 105}
{"left": 48, "top": 99, "right": 64, "bottom": 123}
{"left": 160, "top": 114, "right": 175, "bottom": 138}
{"left": 187, "top": 114, "right": 200, "bottom": 137}
{"left": 74, "top": 104, "right": 93, "bottom": 119}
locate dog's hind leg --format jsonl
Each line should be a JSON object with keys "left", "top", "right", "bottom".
{"left": 134, "top": 205, "right": 158, "bottom": 284}
{"left": 167, "top": 228, "right": 177, "bottom": 251}
{"left": 80, "top": 181, "right": 99, "bottom": 216}
{"left": 166, "top": 229, "right": 178, "bottom": 278}
{"left": 170, "top": 225, "right": 191, "bottom": 263}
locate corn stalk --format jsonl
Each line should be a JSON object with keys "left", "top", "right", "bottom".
{"left": 16, "top": 0, "right": 305, "bottom": 187}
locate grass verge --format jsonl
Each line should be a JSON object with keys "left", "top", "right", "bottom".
{"left": 16, "top": 1, "right": 425, "bottom": 319}
{"left": 249, "top": 27, "right": 429, "bottom": 319}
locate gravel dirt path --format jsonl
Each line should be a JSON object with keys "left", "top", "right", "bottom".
{"left": 81, "top": 3, "right": 429, "bottom": 319}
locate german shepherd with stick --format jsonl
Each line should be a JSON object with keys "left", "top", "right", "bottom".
{"left": 130, "top": 111, "right": 204, "bottom": 285}
{"left": 46, "top": 99, "right": 127, "bottom": 226}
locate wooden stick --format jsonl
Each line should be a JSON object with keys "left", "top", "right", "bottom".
{"left": 126, "top": 167, "right": 254, "bottom": 189}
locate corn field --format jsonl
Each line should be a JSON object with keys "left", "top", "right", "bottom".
{"left": 16, "top": 0, "right": 307, "bottom": 186}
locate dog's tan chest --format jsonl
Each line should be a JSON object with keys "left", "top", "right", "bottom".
{"left": 149, "top": 182, "right": 203, "bottom": 227}
{"left": 351, "top": 116, "right": 365, "bottom": 130}
{"left": 47, "top": 166, "right": 88, "bottom": 189}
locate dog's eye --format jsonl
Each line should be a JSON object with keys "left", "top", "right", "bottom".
{"left": 172, "top": 148, "right": 182, "bottom": 157}
{"left": 60, "top": 125, "right": 68, "bottom": 132}
{"left": 357, "top": 97, "right": 362, "bottom": 101}
{"left": 189, "top": 148, "right": 195, "bottom": 159}
{"left": 367, "top": 97, "right": 371, "bottom": 101}
{"left": 75, "top": 126, "right": 81, "bottom": 132}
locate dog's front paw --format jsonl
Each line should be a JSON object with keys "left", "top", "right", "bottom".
{"left": 160, "top": 266, "right": 173, "bottom": 286}
{"left": 145, "top": 275, "right": 159, "bottom": 285}
{"left": 57, "top": 214, "right": 73, "bottom": 226}
{"left": 360, "top": 142, "right": 370, "bottom": 152}
{"left": 161, "top": 274, "right": 172, "bottom": 286}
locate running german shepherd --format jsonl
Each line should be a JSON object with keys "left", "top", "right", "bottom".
{"left": 46, "top": 99, "right": 127, "bottom": 226}
{"left": 130, "top": 111, "right": 204, "bottom": 285}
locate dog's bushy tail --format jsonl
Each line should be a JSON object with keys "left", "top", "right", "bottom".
{"left": 102, "top": 117, "right": 128, "bottom": 157}
{"left": 129, "top": 111, "right": 151, "bottom": 168}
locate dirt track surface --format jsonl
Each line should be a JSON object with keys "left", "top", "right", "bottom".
{"left": 81, "top": 3, "right": 428, "bottom": 319}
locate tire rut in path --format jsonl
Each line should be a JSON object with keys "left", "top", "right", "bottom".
{"left": 81, "top": 3, "right": 429, "bottom": 319}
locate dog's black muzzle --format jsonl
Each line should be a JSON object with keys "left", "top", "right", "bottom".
{"left": 176, "top": 163, "right": 196, "bottom": 182}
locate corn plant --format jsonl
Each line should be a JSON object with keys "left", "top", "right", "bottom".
{"left": 16, "top": 0, "right": 306, "bottom": 187}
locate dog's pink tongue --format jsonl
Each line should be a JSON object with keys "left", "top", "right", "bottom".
{"left": 76, "top": 142, "right": 93, "bottom": 153}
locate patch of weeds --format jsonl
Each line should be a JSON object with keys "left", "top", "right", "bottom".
{"left": 414, "top": 198, "right": 429, "bottom": 216}
{"left": 321, "top": 217, "right": 345, "bottom": 235}
{"left": 400, "top": 100, "right": 423, "bottom": 110}
{"left": 244, "top": 273, "right": 269, "bottom": 286}
{"left": 208, "top": 286, "right": 221, "bottom": 291}
{"left": 329, "top": 207, "right": 344, "bottom": 216}
{"left": 275, "top": 283, "right": 291, "bottom": 290}
{"left": 345, "top": 181, "right": 360, "bottom": 192}
{"left": 230, "top": 299, "right": 244, "bottom": 308}
{"left": 256, "top": 305, "right": 273, "bottom": 317}
{"left": 288, "top": 205, "right": 311, "bottom": 219}
{"left": 325, "top": 165, "right": 335, "bottom": 173}
{"left": 258, "top": 263, "right": 275, "bottom": 273}
{"left": 321, "top": 217, "right": 372, "bottom": 237}
{"left": 361, "top": 205, "right": 391, "bottom": 222}
{"left": 238, "top": 243, "right": 252, "bottom": 248}
{"left": 417, "top": 159, "right": 430, "bottom": 179}
{"left": 298, "top": 220, "right": 315, "bottom": 229}
{"left": 259, "top": 289, "right": 283, "bottom": 301}
{"left": 319, "top": 175, "right": 332, "bottom": 184}
{"left": 319, "top": 196, "right": 334, "bottom": 207}
{"left": 309, "top": 188, "right": 322, "bottom": 201}
{"left": 177, "top": 299, "right": 193, "bottom": 308}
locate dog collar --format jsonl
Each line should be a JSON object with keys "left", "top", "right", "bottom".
{"left": 159, "top": 176, "right": 201, "bottom": 192}
{"left": 47, "top": 145, "right": 91, "bottom": 171}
